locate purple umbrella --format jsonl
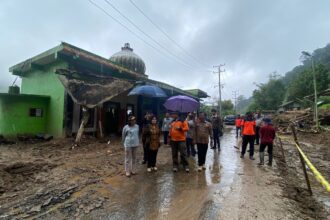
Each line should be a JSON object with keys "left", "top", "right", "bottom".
{"left": 163, "top": 95, "right": 199, "bottom": 113}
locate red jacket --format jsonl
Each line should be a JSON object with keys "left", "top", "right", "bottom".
{"left": 259, "top": 125, "right": 276, "bottom": 144}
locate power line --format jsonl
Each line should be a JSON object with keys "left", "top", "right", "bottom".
{"left": 103, "top": 0, "right": 205, "bottom": 71}
{"left": 88, "top": 0, "right": 199, "bottom": 72}
{"left": 129, "top": 0, "right": 210, "bottom": 69}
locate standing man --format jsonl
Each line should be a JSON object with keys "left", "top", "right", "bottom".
{"left": 258, "top": 118, "right": 276, "bottom": 166}
{"left": 161, "top": 112, "right": 172, "bottom": 145}
{"left": 210, "top": 109, "right": 221, "bottom": 150}
{"left": 195, "top": 112, "right": 213, "bottom": 171}
{"left": 241, "top": 112, "right": 256, "bottom": 160}
{"left": 169, "top": 113, "right": 190, "bottom": 172}
{"left": 255, "top": 111, "right": 263, "bottom": 145}
{"left": 186, "top": 112, "right": 196, "bottom": 157}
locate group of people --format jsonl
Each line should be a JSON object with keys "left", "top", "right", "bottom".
{"left": 235, "top": 111, "right": 276, "bottom": 166}
{"left": 122, "top": 109, "right": 275, "bottom": 177}
{"left": 121, "top": 110, "right": 222, "bottom": 177}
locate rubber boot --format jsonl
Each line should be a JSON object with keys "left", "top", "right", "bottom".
{"left": 268, "top": 153, "right": 273, "bottom": 166}
{"left": 258, "top": 152, "right": 264, "bottom": 165}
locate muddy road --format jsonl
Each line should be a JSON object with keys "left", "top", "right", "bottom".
{"left": 0, "top": 127, "right": 329, "bottom": 219}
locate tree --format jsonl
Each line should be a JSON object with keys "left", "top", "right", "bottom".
{"left": 221, "top": 100, "right": 235, "bottom": 116}
{"left": 249, "top": 77, "right": 286, "bottom": 111}
{"left": 286, "top": 64, "right": 329, "bottom": 101}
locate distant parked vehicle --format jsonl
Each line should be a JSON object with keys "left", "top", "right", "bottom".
{"left": 224, "top": 115, "right": 236, "bottom": 125}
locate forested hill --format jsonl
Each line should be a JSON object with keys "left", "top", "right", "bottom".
{"left": 282, "top": 44, "right": 330, "bottom": 86}
{"left": 237, "top": 43, "right": 330, "bottom": 113}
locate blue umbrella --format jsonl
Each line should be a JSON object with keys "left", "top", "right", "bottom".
{"left": 164, "top": 95, "right": 199, "bottom": 113}
{"left": 128, "top": 85, "right": 167, "bottom": 98}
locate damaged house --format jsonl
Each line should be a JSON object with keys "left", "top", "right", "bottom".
{"left": 0, "top": 42, "right": 207, "bottom": 138}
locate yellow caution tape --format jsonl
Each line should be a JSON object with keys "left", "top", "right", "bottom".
{"left": 278, "top": 136, "right": 330, "bottom": 193}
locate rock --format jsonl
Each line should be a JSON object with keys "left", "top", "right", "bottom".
{"left": 64, "top": 203, "right": 72, "bottom": 208}
{"left": 29, "top": 205, "right": 42, "bottom": 213}
{"left": 42, "top": 197, "right": 53, "bottom": 207}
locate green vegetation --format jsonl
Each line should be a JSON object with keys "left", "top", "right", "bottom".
{"left": 247, "top": 43, "right": 330, "bottom": 112}
{"left": 200, "top": 99, "right": 235, "bottom": 118}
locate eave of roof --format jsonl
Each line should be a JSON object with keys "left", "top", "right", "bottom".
{"left": 145, "top": 78, "right": 200, "bottom": 99}
{"left": 0, "top": 93, "right": 50, "bottom": 99}
{"left": 9, "top": 42, "right": 147, "bottom": 80}
{"left": 184, "top": 89, "right": 209, "bottom": 98}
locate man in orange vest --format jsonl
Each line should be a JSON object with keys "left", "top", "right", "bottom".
{"left": 240, "top": 112, "right": 256, "bottom": 160}
{"left": 169, "top": 112, "right": 190, "bottom": 172}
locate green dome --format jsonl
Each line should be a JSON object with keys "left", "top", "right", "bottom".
{"left": 110, "top": 43, "right": 146, "bottom": 75}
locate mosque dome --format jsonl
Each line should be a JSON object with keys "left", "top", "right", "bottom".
{"left": 109, "top": 43, "right": 146, "bottom": 75}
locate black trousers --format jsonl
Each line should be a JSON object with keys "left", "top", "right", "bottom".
{"left": 212, "top": 128, "right": 220, "bottom": 148}
{"left": 147, "top": 149, "right": 158, "bottom": 168}
{"left": 241, "top": 135, "right": 255, "bottom": 156}
{"left": 236, "top": 126, "right": 241, "bottom": 137}
{"left": 197, "top": 143, "right": 208, "bottom": 166}
{"left": 255, "top": 126, "right": 260, "bottom": 144}
{"left": 163, "top": 131, "right": 169, "bottom": 145}
{"left": 186, "top": 138, "right": 196, "bottom": 156}
{"left": 143, "top": 142, "right": 149, "bottom": 162}
{"left": 259, "top": 143, "right": 273, "bottom": 155}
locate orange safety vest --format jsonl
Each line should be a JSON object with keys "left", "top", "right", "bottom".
{"left": 170, "top": 120, "right": 189, "bottom": 141}
{"left": 235, "top": 119, "right": 242, "bottom": 127}
{"left": 242, "top": 120, "right": 256, "bottom": 135}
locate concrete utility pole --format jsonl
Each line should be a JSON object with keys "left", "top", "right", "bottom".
{"left": 302, "top": 51, "right": 319, "bottom": 129}
{"left": 213, "top": 64, "right": 225, "bottom": 118}
{"left": 232, "top": 90, "right": 239, "bottom": 113}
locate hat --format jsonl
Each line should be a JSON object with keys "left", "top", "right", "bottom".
{"left": 128, "top": 116, "right": 136, "bottom": 121}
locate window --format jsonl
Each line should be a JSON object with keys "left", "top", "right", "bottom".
{"left": 29, "top": 108, "right": 43, "bottom": 117}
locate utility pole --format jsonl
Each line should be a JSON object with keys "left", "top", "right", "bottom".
{"left": 302, "top": 51, "right": 319, "bottom": 129}
{"left": 213, "top": 64, "right": 225, "bottom": 118}
{"left": 232, "top": 90, "right": 239, "bottom": 113}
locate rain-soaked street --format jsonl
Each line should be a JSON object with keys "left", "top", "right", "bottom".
{"left": 1, "top": 126, "right": 328, "bottom": 219}
{"left": 89, "top": 126, "right": 301, "bottom": 220}
{"left": 97, "top": 127, "right": 237, "bottom": 220}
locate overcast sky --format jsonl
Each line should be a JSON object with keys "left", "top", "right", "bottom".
{"left": 1, "top": 0, "right": 329, "bottom": 103}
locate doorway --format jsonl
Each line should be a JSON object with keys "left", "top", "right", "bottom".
{"left": 104, "top": 102, "right": 120, "bottom": 135}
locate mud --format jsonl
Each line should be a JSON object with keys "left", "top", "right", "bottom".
{"left": 275, "top": 133, "right": 330, "bottom": 219}
{"left": 0, "top": 128, "right": 329, "bottom": 219}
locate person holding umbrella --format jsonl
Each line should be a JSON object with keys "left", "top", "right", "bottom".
{"left": 195, "top": 112, "right": 213, "bottom": 171}
{"left": 143, "top": 116, "right": 161, "bottom": 172}
{"left": 141, "top": 112, "right": 153, "bottom": 164}
{"left": 169, "top": 112, "right": 190, "bottom": 172}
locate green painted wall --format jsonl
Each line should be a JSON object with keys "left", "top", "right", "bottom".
{"left": 0, "top": 95, "right": 49, "bottom": 137}
{"left": 21, "top": 60, "right": 68, "bottom": 137}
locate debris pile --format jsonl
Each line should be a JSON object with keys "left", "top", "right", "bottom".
{"left": 274, "top": 109, "right": 330, "bottom": 133}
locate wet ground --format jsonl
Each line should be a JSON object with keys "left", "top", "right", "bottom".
{"left": 92, "top": 128, "right": 239, "bottom": 220}
{"left": 1, "top": 127, "right": 329, "bottom": 219}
